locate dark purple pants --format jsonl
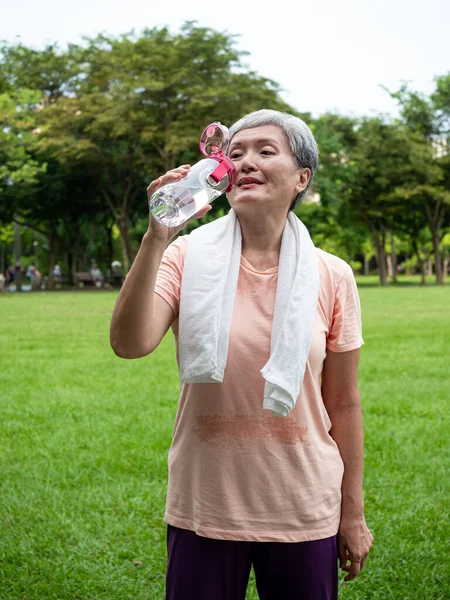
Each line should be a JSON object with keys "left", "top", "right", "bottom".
{"left": 166, "top": 525, "right": 338, "bottom": 600}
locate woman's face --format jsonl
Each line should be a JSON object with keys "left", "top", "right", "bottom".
{"left": 226, "top": 125, "right": 310, "bottom": 215}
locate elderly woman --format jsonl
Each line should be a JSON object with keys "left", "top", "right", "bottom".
{"left": 110, "top": 109, "right": 373, "bottom": 600}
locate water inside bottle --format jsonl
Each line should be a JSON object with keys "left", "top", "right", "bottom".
{"left": 151, "top": 185, "right": 214, "bottom": 227}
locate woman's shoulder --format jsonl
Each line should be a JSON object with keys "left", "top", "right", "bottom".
{"left": 316, "top": 248, "right": 354, "bottom": 294}
{"left": 164, "top": 235, "right": 189, "bottom": 265}
{"left": 169, "top": 235, "right": 189, "bottom": 252}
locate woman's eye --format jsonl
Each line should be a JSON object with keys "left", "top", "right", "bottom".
{"left": 229, "top": 153, "right": 241, "bottom": 160}
{"left": 261, "top": 150, "right": 274, "bottom": 155}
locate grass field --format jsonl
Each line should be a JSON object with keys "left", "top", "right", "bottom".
{"left": 0, "top": 286, "right": 449, "bottom": 600}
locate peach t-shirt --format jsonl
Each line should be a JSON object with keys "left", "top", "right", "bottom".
{"left": 154, "top": 235, "right": 363, "bottom": 543}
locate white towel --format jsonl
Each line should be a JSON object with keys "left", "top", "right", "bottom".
{"left": 179, "top": 209, "right": 319, "bottom": 417}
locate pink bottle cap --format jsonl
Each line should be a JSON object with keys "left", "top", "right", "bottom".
{"left": 199, "top": 122, "right": 230, "bottom": 157}
{"left": 199, "top": 122, "right": 236, "bottom": 192}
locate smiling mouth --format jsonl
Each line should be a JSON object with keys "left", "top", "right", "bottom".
{"left": 238, "top": 181, "right": 264, "bottom": 188}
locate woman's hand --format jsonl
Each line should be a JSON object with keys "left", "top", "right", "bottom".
{"left": 146, "top": 165, "right": 212, "bottom": 244}
{"left": 338, "top": 515, "right": 373, "bottom": 582}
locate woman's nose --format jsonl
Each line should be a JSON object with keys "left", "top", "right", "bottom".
{"left": 240, "top": 152, "right": 258, "bottom": 173}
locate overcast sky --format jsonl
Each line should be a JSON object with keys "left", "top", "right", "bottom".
{"left": 2, "top": 0, "right": 449, "bottom": 117}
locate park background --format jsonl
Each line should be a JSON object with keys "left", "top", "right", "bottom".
{"left": 1, "top": 0, "right": 449, "bottom": 598}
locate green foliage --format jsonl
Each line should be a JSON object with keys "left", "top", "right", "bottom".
{"left": 0, "top": 42, "right": 81, "bottom": 104}
{"left": 297, "top": 201, "right": 365, "bottom": 264}
{"left": 312, "top": 113, "right": 359, "bottom": 211}
{"left": 432, "top": 72, "right": 450, "bottom": 138}
{"left": 389, "top": 76, "right": 450, "bottom": 282}
{"left": 349, "top": 260, "right": 362, "bottom": 274}
{"left": 0, "top": 89, "right": 47, "bottom": 216}
{"left": 0, "top": 222, "right": 13, "bottom": 244}
{"left": 3, "top": 23, "right": 289, "bottom": 269}
{"left": 0, "top": 30, "right": 449, "bottom": 282}
{"left": 389, "top": 84, "right": 436, "bottom": 137}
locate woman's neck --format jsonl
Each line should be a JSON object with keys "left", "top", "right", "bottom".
{"left": 239, "top": 213, "right": 287, "bottom": 270}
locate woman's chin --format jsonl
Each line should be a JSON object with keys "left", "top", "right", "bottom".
{"left": 228, "top": 191, "right": 263, "bottom": 207}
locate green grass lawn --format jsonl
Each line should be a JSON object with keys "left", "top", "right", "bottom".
{"left": 0, "top": 287, "right": 449, "bottom": 600}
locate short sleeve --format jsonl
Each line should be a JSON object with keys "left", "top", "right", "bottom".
{"left": 154, "top": 236, "right": 187, "bottom": 316}
{"left": 326, "top": 265, "right": 364, "bottom": 353}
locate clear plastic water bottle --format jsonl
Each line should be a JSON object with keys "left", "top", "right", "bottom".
{"left": 149, "top": 123, "right": 236, "bottom": 228}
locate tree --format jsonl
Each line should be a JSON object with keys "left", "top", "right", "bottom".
{"left": 344, "top": 118, "right": 417, "bottom": 285}
{"left": 300, "top": 114, "right": 364, "bottom": 266}
{"left": 0, "top": 83, "right": 103, "bottom": 288}
{"left": 0, "top": 222, "right": 13, "bottom": 275}
{"left": 37, "top": 23, "right": 291, "bottom": 270}
{"left": 432, "top": 72, "right": 450, "bottom": 138}
{"left": 390, "top": 77, "right": 450, "bottom": 283}
{"left": 0, "top": 88, "right": 48, "bottom": 289}
{"left": 0, "top": 42, "right": 81, "bottom": 106}
{"left": 0, "top": 89, "right": 46, "bottom": 213}
{"left": 432, "top": 73, "right": 450, "bottom": 281}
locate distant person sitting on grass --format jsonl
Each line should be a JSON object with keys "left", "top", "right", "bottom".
{"left": 90, "top": 264, "right": 104, "bottom": 288}
{"left": 30, "top": 266, "right": 42, "bottom": 291}
{"left": 53, "top": 264, "right": 62, "bottom": 281}
{"left": 5, "top": 266, "right": 15, "bottom": 285}
{"left": 26, "top": 264, "right": 35, "bottom": 282}
{"left": 110, "top": 109, "right": 373, "bottom": 600}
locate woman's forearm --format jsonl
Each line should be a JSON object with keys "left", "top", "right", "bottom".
{"left": 329, "top": 401, "right": 365, "bottom": 517}
{"left": 110, "top": 230, "right": 167, "bottom": 358}
{"left": 321, "top": 351, "right": 372, "bottom": 578}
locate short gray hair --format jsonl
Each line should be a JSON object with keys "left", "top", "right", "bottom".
{"left": 228, "top": 109, "right": 319, "bottom": 210}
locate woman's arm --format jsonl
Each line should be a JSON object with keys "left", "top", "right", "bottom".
{"left": 110, "top": 165, "right": 211, "bottom": 359}
{"left": 110, "top": 232, "right": 174, "bottom": 358}
{"left": 321, "top": 348, "right": 373, "bottom": 581}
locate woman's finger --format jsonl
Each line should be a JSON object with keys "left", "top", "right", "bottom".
{"left": 165, "top": 165, "right": 190, "bottom": 177}
{"left": 192, "top": 204, "right": 212, "bottom": 220}
{"left": 337, "top": 537, "right": 349, "bottom": 570}
{"left": 170, "top": 164, "right": 190, "bottom": 171}
{"left": 158, "top": 171, "right": 184, "bottom": 186}
{"left": 146, "top": 177, "right": 163, "bottom": 198}
{"left": 147, "top": 168, "right": 190, "bottom": 199}
{"left": 344, "top": 557, "right": 361, "bottom": 582}
{"left": 170, "top": 204, "right": 212, "bottom": 234}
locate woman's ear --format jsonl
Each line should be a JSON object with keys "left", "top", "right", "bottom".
{"left": 295, "top": 168, "right": 311, "bottom": 194}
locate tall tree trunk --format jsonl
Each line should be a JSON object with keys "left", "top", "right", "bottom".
{"left": 14, "top": 218, "right": 22, "bottom": 292}
{"left": 390, "top": 231, "right": 397, "bottom": 283}
{"left": 0, "top": 242, "right": 4, "bottom": 276}
{"left": 67, "top": 250, "right": 74, "bottom": 286}
{"left": 83, "top": 223, "right": 96, "bottom": 270}
{"left": 101, "top": 187, "right": 136, "bottom": 274}
{"left": 71, "top": 252, "right": 80, "bottom": 286}
{"left": 363, "top": 255, "right": 369, "bottom": 276}
{"left": 425, "top": 201, "right": 444, "bottom": 285}
{"left": 46, "top": 229, "right": 57, "bottom": 290}
{"left": 443, "top": 247, "right": 449, "bottom": 282}
{"left": 419, "top": 259, "right": 427, "bottom": 286}
{"left": 386, "top": 254, "right": 392, "bottom": 279}
{"left": 106, "top": 222, "right": 114, "bottom": 281}
{"left": 411, "top": 239, "right": 427, "bottom": 286}
{"left": 372, "top": 226, "right": 388, "bottom": 286}
{"left": 431, "top": 228, "right": 443, "bottom": 284}
{"left": 117, "top": 214, "right": 135, "bottom": 273}
{"left": 89, "top": 222, "right": 95, "bottom": 265}
{"left": 66, "top": 221, "right": 81, "bottom": 285}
